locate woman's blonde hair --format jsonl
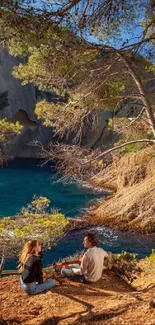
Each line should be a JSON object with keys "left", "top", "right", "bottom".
{"left": 18, "top": 240, "right": 38, "bottom": 273}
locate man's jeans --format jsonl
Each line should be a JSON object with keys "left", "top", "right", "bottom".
{"left": 20, "top": 277, "right": 55, "bottom": 295}
{"left": 61, "top": 265, "right": 90, "bottom": 284}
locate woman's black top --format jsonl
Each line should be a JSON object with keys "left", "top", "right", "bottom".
{"left": 22, "top": 255, "right": 43, "bottom": 284}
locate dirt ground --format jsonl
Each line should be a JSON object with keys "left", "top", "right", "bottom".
{"left": 1, "top": 260, "right": 155, "bottom": 325}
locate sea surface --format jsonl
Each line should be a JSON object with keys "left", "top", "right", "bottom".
{"left": 0, "top": 159, "right": 104, "bottom": 218}
{"left": 0, "top": 159, "right": 155, "bottom": 271}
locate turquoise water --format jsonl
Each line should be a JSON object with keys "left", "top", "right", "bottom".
{"left": 0, "top": 159, "right": 105, "bottom": 218}
{"left": 1, "top": 159, "right": 155, "bottom": 271}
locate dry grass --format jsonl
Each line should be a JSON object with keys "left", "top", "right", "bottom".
{"left": 88, "top": 146, "right": 155, "bottom": 233}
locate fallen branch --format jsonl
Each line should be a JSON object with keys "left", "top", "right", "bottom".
{"left": 82, "top": 139, "right": 155, "bottom": 165}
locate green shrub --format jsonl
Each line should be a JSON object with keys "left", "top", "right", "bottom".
{"left": 145, "top": 249, "right": 155, "bottom": 274}
{"left": 124, "top": 143, "right": 145, "bottom": 153}
{"left": 0, "top": 196, "right": 68, "bottom": 258}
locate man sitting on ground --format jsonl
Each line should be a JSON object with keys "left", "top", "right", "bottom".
{"left": 61, "top": 232, "right": 108, "bottom": 283}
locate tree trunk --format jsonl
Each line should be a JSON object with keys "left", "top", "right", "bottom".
{"left": 117, "top": 52, "right": 155, "bottom": 138}
{"left": 0, "top": 246, "right": 6, "bottom": 277}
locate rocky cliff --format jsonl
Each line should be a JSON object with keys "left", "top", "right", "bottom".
{"left": 1, "top": 50, "right": 151, "bottom": 158}
{"left": 0, "top": 49, "right": 119, "bottom": 158}
{"left": 88, "top": 146, "right": 155, "bottom": 233}
{"left": 0, "top": 49, "right": 54, "bottom": 158}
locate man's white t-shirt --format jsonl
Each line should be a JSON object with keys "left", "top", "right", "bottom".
{"left": 78, "top": 246, "right": 108, "bottom": 282}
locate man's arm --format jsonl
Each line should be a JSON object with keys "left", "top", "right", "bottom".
{"left": 80, "top": 254, "right": 89, "bottom": 275}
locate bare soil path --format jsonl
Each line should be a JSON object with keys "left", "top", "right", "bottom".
{"left": 1, "top": 262, "right": 155, "bottom": 325}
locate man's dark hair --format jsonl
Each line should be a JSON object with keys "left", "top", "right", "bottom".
{"left": 86, "top": 233, "right": 98, "bottom": 246}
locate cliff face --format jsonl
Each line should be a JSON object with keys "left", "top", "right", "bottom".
{"left": 0, "top": 50, "right": 36, "bottom": 121}
{"left": 0, "top": 49, "right": 54, "bottom": 158}
{"left": 0, "top": 50, "right": 113, "bottom": 158}
{"left": 1, "top": 50, "right": 151, "bottom": 158}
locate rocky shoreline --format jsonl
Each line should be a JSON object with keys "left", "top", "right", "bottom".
{"left": 73, "top": 146, "right": 155, "bottom": 234}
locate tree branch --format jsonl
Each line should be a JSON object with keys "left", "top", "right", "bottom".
{"left": 82, "top": 139, "right": 155, "bottom": 165}
{"left": 45, "top": 0, "right": 81, "bottom": 18}
{"left": 0, "top": 245, "right": 7, "bottom": 276}
{"left": 129, "top": 107, "right": 145, "bottom": 125}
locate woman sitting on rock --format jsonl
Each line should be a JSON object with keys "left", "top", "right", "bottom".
{"left": 19, "top": 240, "right": 55, "bottom": 295}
